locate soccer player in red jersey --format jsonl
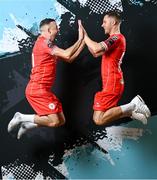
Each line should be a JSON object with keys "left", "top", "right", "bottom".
{"left": 80, "top": 11, "right": 151, "bottom": 126}
{"left": 8, "top": 18, "right": 85, "bottom": 139}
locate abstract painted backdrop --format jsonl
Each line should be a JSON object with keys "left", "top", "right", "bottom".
{"left": 0, "top": 0, "right": 157, "bottom": 179}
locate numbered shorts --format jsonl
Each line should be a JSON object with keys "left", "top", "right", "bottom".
{"left": 26, "top": 91, "right": 63, "bottom": 116}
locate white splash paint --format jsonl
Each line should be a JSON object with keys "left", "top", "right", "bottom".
{"left": 1, "top": 167, "right": 15, "bottom": 180}
{"left": 91, "top": 148, "right": 115, "bottom": 166}
{"left": 95, "top": 126, "right": 144, "bottom": 165}
{"left": 48, "top": 153, "right": 69, "bottom": 177}
{"left": 78, "top": 0, "right": 88, "bottom": 6}
{"left": 0, "top": 13, "right": 30, "bottom": 53}
{"left": 61, "top": 126, "right": 144, "bottom": 167}
{"left": 109, "top": 0, "right": 121, "bottom": 6}
{"left": 54, "top": 1, "right": 70, "bottom": 18}
{"left": 64, "top": 149, "right": 74, "bottom": 157}
{"left": 72, "top": 0, "right": 88, "bottom": 6}
{"left": 109, "top": 0, "right": 123, "bottom": 11}
{"left": 0, "top": 27, "right": 28, "bottom": 53}
{"left": 96, "top": 126, "right": 143, "bottom": 152}
{"left": 54, "top": 162, "right": 69, "bottom": 177}
{"left": 2, "top": 173, "right": 15, "bottom": 180}
{"left": 50, "top": 144, "right": 90, "bottom": 177}
{"left": 34, "top": 173, "right": 44, "bottom": 180}
{"left": 54, "top": 1, "right": 76, "bottom": 28}
{"left": 65, "top": 144, "right": 90, "bottom": 158}
{"left": 10, "top": 13, "right": 20, "bottom": 26}
{"left": 10, "top": 13, "right": 31, "bottom": 29}
{"left": 2, "top": 163, "right": 51, "bottom": 179}
{"left": 103, "top": 153, "right": 115, "bottom": 166}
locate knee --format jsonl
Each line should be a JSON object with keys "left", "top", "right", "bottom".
{"left": 48, "top": 118, "right": 65, "bottom": 127}
{"left": 93, "top": 116, "right": 104, "bottom": 126}
{"left": 93, "top": 113, "right": 109, "bottom": 126}
{"left": 59, "top": 118, "right": 66, "bottom": 126}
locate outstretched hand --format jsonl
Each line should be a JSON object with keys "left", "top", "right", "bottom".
{"left": 78, "top": 20, "right": 84, "bottom": 40}
{"left": 78, "top": 20, "right": 87, "bottom": 37}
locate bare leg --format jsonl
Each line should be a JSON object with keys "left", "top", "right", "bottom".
{"left": 34, "top": 112, "right": 65, "bottom": 127}
{"left": 93, "top": 106, "right": 130, "bottom": 126}
{"left": 8, "top": 112, "right": 65, "bottom": 133}
{"left": 17, "top": 112, "right": 65, "bottom": 139}
{"left": 93, "top": 95, "right": 151, "bottom": 126}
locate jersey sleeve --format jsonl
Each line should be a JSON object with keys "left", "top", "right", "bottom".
{"left": 102, "top": 35, "right": 120, "bottom": 51}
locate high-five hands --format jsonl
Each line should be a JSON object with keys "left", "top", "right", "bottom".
{"left": 78, "top": 20, "right": 84, "bottom": 40}
{"left": 78, "top": 20, "right": 87, "bottom": 37}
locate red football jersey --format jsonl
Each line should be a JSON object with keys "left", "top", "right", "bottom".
{"left": 27, "top": 36, "right": 57, "bottom": 94}
{"left": 25, "top": 36, "right": 63, "bottom": 115}
{"left": 101, "top": 34, "right": 126, "bottom": 92}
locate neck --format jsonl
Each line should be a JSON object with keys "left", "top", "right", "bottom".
{"left": 41, "top": 33, "right": 49, "bottom": 40}
{"left": 109, "top": 26, "right": 120, "bottom": 36}
{"left": 41, "top": 33, "right": 55, "bottom": 41}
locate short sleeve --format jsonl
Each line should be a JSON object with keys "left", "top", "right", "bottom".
{"left": 102, "top": 35, "right": 120, "bottom": 51}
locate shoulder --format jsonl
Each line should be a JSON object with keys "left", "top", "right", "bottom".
{"left": 117, "top": 34, "right": 126, "bottom": 42}
{"left": 112, "top": 34, "right": 126, "bottom": 46}
{"left": 34, "top": 36, "right": 45, "bottom": 47}
{"left": 104, "top": 34, "right": 120, "bottom": 46}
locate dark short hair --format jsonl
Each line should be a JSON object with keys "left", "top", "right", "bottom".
{"left": 105, "top": 11, "right": 122, "bottom": 23}
{"left": 39, "top": 18, "right": 55, "bottom": 28}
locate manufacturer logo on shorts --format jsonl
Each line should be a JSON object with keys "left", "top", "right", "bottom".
{"left": 96, "top": 102, "right": 100, "bottom": 107}
{"left": 120, "top": 78, "right": 124, "bottom": 84}
{"left": 48, "top": 103, "right": 55, "bottom": 110}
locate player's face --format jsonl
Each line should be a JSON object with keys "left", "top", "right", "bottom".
{"left": 48, "top": 21, "right": 59, "bottom": 40}
{"left": 101, "top": 15, "right": 113, "bottom": 35}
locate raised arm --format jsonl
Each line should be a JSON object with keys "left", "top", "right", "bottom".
{"left": 80, "top": 22, "right": 107, "bottom": 57}
{"left": 52, "top": 20, "right": 84, "bottom": 63}
{"left": 68, "top": 39, "right": 85, "bottom": 62}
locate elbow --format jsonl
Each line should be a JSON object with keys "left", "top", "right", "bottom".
{"left": 92, "top": 51, "right": 99, "bottom": 58}
{"left": 65, "top": 55, "right": 71, "bottom": 61}
{"left": 68, "top": 59, "right": 73, "bottom": 63}
{"left": 65, "top": 56, "right": 73, "bottom": 63}
{"left": 63, "top": 51, "right": 71, "bottom": 61}
{"left": 92, "top": 47, "right": 99, "bottom": 55}
{"left": 63, "top": 55, "right": 72, "bottom": 63}
{"left": 93, "top": 53, "right": 98, "bottom": 58}
{"left": 92, "top": 48, "right": 102, "bottom": 58}
{"left": 88, "top": 47, "right": 98, "bottom": 57}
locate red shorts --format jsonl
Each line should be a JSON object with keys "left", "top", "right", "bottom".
{"left": 25, "top": 90, "right": 63, "bottom": 116}
{"left": 93, "top": 83, "right": 124, "bottom": 112}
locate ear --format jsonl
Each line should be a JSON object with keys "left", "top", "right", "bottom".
{"left": 48, "top": 27, "right": 51, "bottom": 33}
{"left": 111, "top": 18, "right": 116, "bottom": 26}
